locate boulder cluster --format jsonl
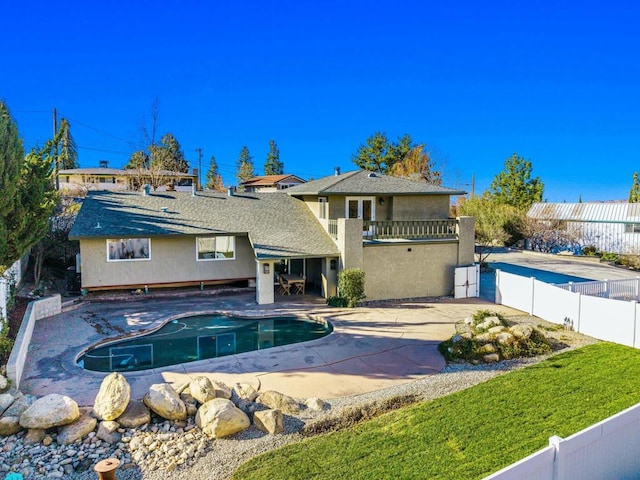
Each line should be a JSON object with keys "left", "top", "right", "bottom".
{"left": 440, "top": 311, "right": 552, "bottom": 363}
{"left": 0, "top": 372, "right": 326, "bottom": 478}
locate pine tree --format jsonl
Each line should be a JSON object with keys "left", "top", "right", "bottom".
{"left": 205, "top": 155, "right": 225, "bottom": 191}
{"left": 489, "top": 153, "right": 544, "bottom": 211}
{"left": 236, "top": 146, "right": 254, "bottom": 185}
{"left": 629, "top": 173, "right": 640, "bottom": 203}
{"left": 57, "top": 118, "right": 79, "bottom": 169}
{"left": 264, "top": 140, "right": 283, "bottom": 175}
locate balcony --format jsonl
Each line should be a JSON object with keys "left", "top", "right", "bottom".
{"left": 363, "top": 219, "right": 458, "bottom": 241}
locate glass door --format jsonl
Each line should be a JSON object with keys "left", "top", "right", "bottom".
{"left": 346, "top": 197, "right": 375, "bottom": 235}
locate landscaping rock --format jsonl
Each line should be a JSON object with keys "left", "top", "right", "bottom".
{"left": 0, "top": 416, "right": 21, "bottom": 436}
{"left": 488, "top": 325, "right": 505, "bottom": 334}
{"left": 212, "top": 380, "right": 232, "bottom": 399}
{"left": 57, "top": 413, "right": 97, "bottom": 445}
{"left": 253, "top": 409, "right": 283, "bottom": 434}
{"left": 0, "top": 391, "right": 19, "bottom": 415}
{"left": 305, "top": 397, "right": 325, "bottom": 412}
{"left": 19, "top": 394, "right": 80, "bottom": 429}
{"left": 495, "top": 332, "right": 515, "bottom": 345}
{"left": 93, "top": 372, "right": 131, "bottom": 421}
{"left": 233, "top": 383, "right": 259, "bottom": 402}
{"left": 510, "top": 324, "right": 533, "bottom": 340}
{"left": 475, "top": 333, "right": 493, "bottom": 344}
{"left": 256, "top": 390, "right": 300, "bottom": 415}
{"left": 189, "top": 376, "right": 216, "bottom": 404}
{"left": 97, "top": 420, "right": 122, "bottom": 444}
{"left": 483, "top": 353, "right": 500, "bottom": 363}
{"left": 478, "top": 344, "right": 496, "bottom": 354}
{"left": 195, "top": 398, "right": 250, "bottom": 438}
{"left": 4, "top": 394, "right": 36, "bottom": 418}
{"left": 116, "top": 399, "right": 151, "bottom": 428}
{"left": 477, "top": 317, "right": 502, "bottom": 330}
{"left": 23, "top": 428, "right": 45, "bottom": 445}
{"left": 0, "top": 374, "right": 8, "bottom": 393}
{"left": 144, "top": 384, "right": 187, "bottom": 420}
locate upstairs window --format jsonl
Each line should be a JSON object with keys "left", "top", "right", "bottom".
{"left": 318, "top": 197, "right": 328, "bottom": 219}
{"left": 197, "top": 236, "right": 235, "bottom": 260}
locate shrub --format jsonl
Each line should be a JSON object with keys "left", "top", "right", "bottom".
{"left": 337, "top": 268, "right": 366, "bottom": 308}
{"left": 0, "top": 321, "right": 14, "bottom": 365}
{"left": 600, "top": 252, "right": 621, "bottom": 264}
{"left": 581, "top": 245, "right": 598, "bottom": 256}
{"left": 327, "top": 296, "right": 348, "bottom": 308}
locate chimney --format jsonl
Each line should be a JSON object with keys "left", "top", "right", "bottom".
{"left": 334, "top": 166, "right": 341, "bottom": 176}
{"left": 228, "top": 186, "right": 234, "bottom": 197}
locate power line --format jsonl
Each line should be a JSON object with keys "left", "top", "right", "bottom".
{"left": 65, "top": 116, "right": 132, "bottom": 144}
{"left": 77, "top": 145, "right": 131, "bottom": 155}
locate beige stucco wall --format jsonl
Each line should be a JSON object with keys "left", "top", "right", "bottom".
{"left": 79, "top": 235, "right": 255, "bottom": 289}
{"left": 362, "top": 241, "right": 459, "bottom": 300}
{"left": 391, "top": 195, "right": 450, "bottom": 220}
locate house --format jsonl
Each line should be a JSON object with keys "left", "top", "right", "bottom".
{"left": 58, "top": 167, "right": 198, "bottom": 194}
{"left": 240, "top": 174, "right": 306, "bottom": 192}
{"left": 527, "top": 202, "right": 640, "bottom": 254}
{"left": 69, "top": 169, "right": 475, "bottom": 304}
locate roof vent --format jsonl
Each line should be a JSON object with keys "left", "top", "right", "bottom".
{"left": 334, "top": 166, "right": 341, "bottom": 176}
{"left": 368, "top": 172, "right": 378, "bottom": 178}
{"left": 160, "top": 206, "right": 168, "bottom": 213}
{"left": 94, "top": 222, "right": 102, "bottom": 229}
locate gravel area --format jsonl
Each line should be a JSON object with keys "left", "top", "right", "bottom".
{"left": 2, "top": 315, "right": 597, "bottom": 480}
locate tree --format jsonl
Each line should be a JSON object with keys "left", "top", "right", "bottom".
{"left": 351, "top": 132, "right": 412, "bottom": 173}
{"left": 629, "top": 173, "right": 640, "bottom": 203}
{"left": 0, "top": 100, "right": 58, "bottom": 272}
{"left": 389, "top": 144, "right": 442, "bottom": 185}
{"left": 488, "top": 153, "right": 543, "bottom": 211}
{"left": 264, "top": 140, "right": 283, "bottom": 175}
{"left": 236, "top": 146, "right": 254, "bottom": 185}
{"left": 57, "top": 118, "right": 79, "bottom": 169}
{"left": 205, "top": 155, "right": 225, "bottom": 191}
{"left": 457, "top": 195, "right": 524, "bottom": 265}
{"left": 150, "top": 133, "right": 188, "bottom": 173}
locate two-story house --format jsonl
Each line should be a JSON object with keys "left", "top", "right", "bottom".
{"left": 69, "top": 169, "right": 474, "bottom": 304}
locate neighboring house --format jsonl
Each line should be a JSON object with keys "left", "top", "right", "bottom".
{"left": 240, "top": 174, "right": 306, "bottom": 192}
{"left": 527, "top": 202, "right": 640, "bottom": 254}
{"left": 69, "top": 169, "right": 475, "bottom": 304}
{"left": 58, "top": 168, "right": 198, "bottom": 194}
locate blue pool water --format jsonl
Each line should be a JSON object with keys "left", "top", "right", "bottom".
{"left": 78, "top": 314, "right": 332, "bottom": 372}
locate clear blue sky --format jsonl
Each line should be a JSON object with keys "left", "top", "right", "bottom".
{"left": 3, "top": 1, "right": 639, "bottom": 202}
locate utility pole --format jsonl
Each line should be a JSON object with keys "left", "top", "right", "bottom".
{"left": 53, "top": 108, "right": 59, "bottom": 190}
{"left": 471, "top": 173, "right": 475, "bottom": 197}
{"left": 195, "top": 148, "right": 202, "bottom": 190}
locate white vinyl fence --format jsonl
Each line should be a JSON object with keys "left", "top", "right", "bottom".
{"left": 495, "top": 270, "right": 640, "bottom": 348}
{"left": 0, "top": 259, "right": 23, "bottom": 322}
{"left": 485, "top": 403, "right": 640, "bottom": 480}
{"left": 556, "top": 277, "right": 640, "bottom": 302}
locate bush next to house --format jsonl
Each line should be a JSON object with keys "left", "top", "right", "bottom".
{"left": 332, "top": 268, "right": 366, "bottom": 308}
{"left": 439, "top": 309, "right": 551, "bottom": 363}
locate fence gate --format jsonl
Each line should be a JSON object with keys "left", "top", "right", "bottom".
{"left": 454, "top": 264, "right": 480, "bottom": 299}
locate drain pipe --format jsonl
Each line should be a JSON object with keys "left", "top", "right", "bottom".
{"left": 94, "top": 458, "right": 120, "bottom": 480}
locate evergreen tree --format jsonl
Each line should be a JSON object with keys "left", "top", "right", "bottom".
{"left": 205, "top": 155, "right": 225, "bottom": 191}
{"left": 352, "top": 132, "right": 413, "bottom": 173}
{"left": 57, "top": 118, "right": 79, "bottom": 169}
{"left": 0, "top": 101, "right": 58, "bottom": 271}
{"left": 389, "top": 145, "right": 442, "bottom": 185}
{"left": 264, "top": 140, "right": 283, "bottom": 175}
{"left": 236, "top": 146, "right": 254, "bottom": 185}
{"left": 488, "top": 153, "right": 544, "bottom": 211}
{"left": 629, "top": 173, "right": 640, "bottom": 203}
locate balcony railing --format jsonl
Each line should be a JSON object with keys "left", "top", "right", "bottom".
{"left": 362, "top": 219, "right": 458, "bottom": 241}
{"left": 328, "top": 219, "right": 338, "bottom": 239}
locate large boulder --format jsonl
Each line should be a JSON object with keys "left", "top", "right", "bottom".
{"left": 97, "top": 420, "right": 122, "bottom": 444}
{"left": 189, "top": 377, "right": 216, "bottom": 404}
{"left": 57, "top": 413, "right": 97, "bottom": 445}
{"left": 93, "top": 372, "right": 131, "bottom": 421}
{"left": 4, "top": 394, "right": 36, "bottom": 417}
{"left": 256, "top": 390, "right": 300, "bottom": 415}
{"left": 510, "top": 324, "right": 534, "bottom": 340}
{"left": 211, "top": 380, "right": 232, "bottom": 400}
{"left": 253, "top": 409, "right": 283, "bottom": 435}
{"left": 144, "top": 384, "right": 186, "bottom": 420}
{"left": 195, "top": 398, "right": 250, "bottom": 438}
{"left": 0, "top": 391, "right": 19, "bottom": 415}
{"left": 233, "top": 383, "right": 259, "bottom": 403}
{"left": 116, "top": 400, "right": 151, "bottom": 428}
{"left": 19, "top": 394, "right": 80, "bottom": 429}
{"left": 305, "top": 398, "right": 325, "bottom": 412}
{"left": 0, "top": 416, "right": 21, "bottom": 436}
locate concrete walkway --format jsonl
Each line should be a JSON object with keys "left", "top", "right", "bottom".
{"left": 19, "top": 292, "right": 520, "bottom": 406}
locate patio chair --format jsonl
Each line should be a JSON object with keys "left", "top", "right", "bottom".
{"left": 294, "top": 276, "right": 306, "bottom": 295}
{"left": 278, "top": 275, "right": 291, "bottom": 295}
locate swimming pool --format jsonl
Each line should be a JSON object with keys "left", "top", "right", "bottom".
{"left": 78, "top": 313, "right": 332, "bottom": 372}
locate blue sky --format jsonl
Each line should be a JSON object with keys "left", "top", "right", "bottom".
{"left": 3, "top": 1, "right": 639, "bottom": 202}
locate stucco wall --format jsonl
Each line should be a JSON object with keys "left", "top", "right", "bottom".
{"left": 362, "top": 241, "right": 459, "bottom": 300}
{"left": 79, "top": 235, "right": 256, "bottom": 289}
{"left": 392, "top": 195, "right": 450, "bottom": 220}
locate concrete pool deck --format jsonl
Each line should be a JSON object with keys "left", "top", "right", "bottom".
{"left": 19, "top": 292, "right": 521, "bottom": 406}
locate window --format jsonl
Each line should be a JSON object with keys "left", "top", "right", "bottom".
{"left": 318, "top": 197, "right": 328, "bottom": 219}
{"left": 625, "top": 223, "right": 640, "bottom": 233}
{"left": 197, "top": 236, "right": 235, "bottom": 260}
{"left": 107, "top": 238, "right": 151, "bottom": 261}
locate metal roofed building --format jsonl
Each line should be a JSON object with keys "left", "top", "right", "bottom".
{"left": 527, "top": 202, "right": 640, "bottom": 254}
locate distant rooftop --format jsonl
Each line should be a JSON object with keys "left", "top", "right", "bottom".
{"left": 528, "top": 202, "right": 640, "bottom": 223}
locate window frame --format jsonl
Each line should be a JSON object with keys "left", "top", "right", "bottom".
{"left": 106, "top": 238, "right": 151, "bottom": 262}
{"left": 196, "top": 236, "right": 236, "bottom": 261}
{"left": 318, "top": 196, "right": 328, "bottom": 219}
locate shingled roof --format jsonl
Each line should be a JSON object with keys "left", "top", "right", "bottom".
{"left": 286, "top": 170, "right": 465, "bottom": 196}
{"left": 69, "top": 191, "right": 340, "bottom": 259}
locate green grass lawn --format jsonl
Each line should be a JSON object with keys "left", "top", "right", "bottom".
{"left": 232, "top": 343, "right": 640, "bottom": 480}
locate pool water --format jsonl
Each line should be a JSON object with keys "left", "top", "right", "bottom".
{"left": 78, "top": 314, "right": 332, "bottom": 372}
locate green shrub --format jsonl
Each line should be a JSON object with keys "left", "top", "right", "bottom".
{"left": 581, "top": 245, "right": 598, "bottom": 256}
{"left": 471, "top": 309, "right": 507, "bottom": 326}
{"left": 327, "top": 296, "right": 348, "bottom": 307}
{"left": 337, "top": 268, "right": 366, "bottom": 308}
{"left": 600, "top": 252, "right": 621, "bottom": 264}
{"left": 0, "top": 321, "right": 14, "bottom": 364}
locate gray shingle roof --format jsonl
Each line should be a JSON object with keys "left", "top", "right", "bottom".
{"left": 286, "top": 170, "right": 465, "bottom": 196}
{"left": 69, "top": 191, "right": 340, "bottom": 259}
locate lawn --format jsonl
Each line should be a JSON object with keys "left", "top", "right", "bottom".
{"left": 232, "top": 343, "right": 640, "bottom": 479}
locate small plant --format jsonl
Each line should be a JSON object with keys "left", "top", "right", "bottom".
{"left": 337, "top": 268, "right": 366, "bottom": 308}
{"left": 600, "top": 252, "right": 620, "bottom": 264}
{"left": 563, "top": 317, "right": 574, "bottom": 331}
{"left": 0, "top": 321, "right": 14, "bottom": 365}
{"left": 326, "top": 296, "right": 348, "bottom": 308}
{"left": 581, "top": 245, "right": 598, "bottom": 256}
{"left": 471, "top": 309, "right": 507, "bottom": 325}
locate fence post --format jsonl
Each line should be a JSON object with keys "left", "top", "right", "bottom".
{"left": 568, "top": 281, "right": 574, "bottom": 293}
{"left": 530, "top": 276, "right": 535, "bottom": 316}
{"left": 495, "top": 269, "right": 501, "bottom": 304}
{"left": 576, "top": 292, "right": 582, "bottom": 333}
{"left": 604, "top": 279, "right": 610, "bottom": 298}
{"left": 636, "top": 277, "right": 640, "bottom": 301}
{"left": 549, "top": 435, "right": 563, "bottom": 480}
